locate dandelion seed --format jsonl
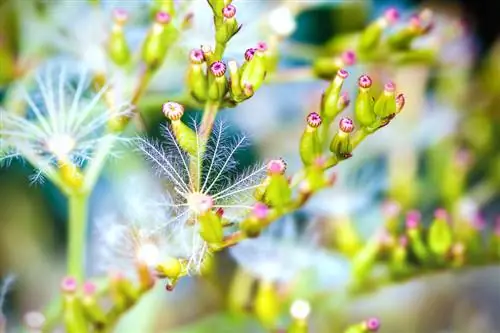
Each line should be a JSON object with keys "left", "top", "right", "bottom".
{"left": 137, "top": 119, "right": 267, "bottom": 272}
{"left": 0, "top": 62, "right": 132, "bottom": 181}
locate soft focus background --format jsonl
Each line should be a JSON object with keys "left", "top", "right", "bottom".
{"left": 1, "top": 0, "right": 500, "bottom": 332}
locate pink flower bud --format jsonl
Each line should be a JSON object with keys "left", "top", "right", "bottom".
{"left": 244, "top": 48, "right": 256, "bottom": 61}
{"left": 162, "top": 101, "right": 184, "bottom": 120}
{"left": 434, "top": 208, "right": 449, "bottom": 221}
{"left": 472, "top": 213, "right": 486, "bottom": 231}
{"left": 339, "top": 117, "right": 354, "bottom": 133}
{"left": 382, "top": 200, "right": 401, "bottom": 219}
{"left": 210, "top": 61, "right": 226, "bottom": 77}
{"left": 60, "top": 276, "right": 77, "bottom": 293}
{"left": 189, "top": 48, "right": 205, "bottom": 64}
{"left": 222, "top": 4, "right": 237, "bottom": 19}
{"left": 267, "top": 158, "right": 287, "bottom": 175}
{"left": 341, "top": 50, "right": 356, "bottom": 66}
{"left": 384, "top": 81, "right": 396, "bottom": 93}
{"left": 337, "top": 68, "right": 349, "bottom": 79}
{"left": 306, "top": 112, "right": 322, "bottom": 128}
{"left": 358, "top": 74, "right": 372, "bottom": 89}
{"left": 83, "top": 281, "right": 96, "bottom": 296}
{"left": 256, "top": 41, "right": 268, "bottom": 52}
{"left": 399, "top": 236, "right": 408, "bottom": 247}
{"left": 406, "top": 210, "right": 421, "bottom": 229}
{"left": 113, "top": 8, "right": 129, "bottom": 24}
{"left": 252, "top": 202, "right": 269, "bottom": 219}
{"left": 156, "top": 11, "right": 171, "bottom": 24}
{"left": 365, "top": 317, "right": 381, "bottom": 332}
{"left": 384, "top": 8, "right": 400, "bottom": 24}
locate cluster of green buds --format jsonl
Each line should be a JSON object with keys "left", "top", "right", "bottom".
{"left": 342, "top": 207, "right": 500, "bottom": 292}
{"left": 320, "top": 7, "right": 436, "bottom": 78}
{"left": 59, "top": 271, "right": 155, "bottom": 332}
{"left": 186, "top": 42, "right": 269, "bottom": 106}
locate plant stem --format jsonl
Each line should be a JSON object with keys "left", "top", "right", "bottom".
{"left": 68, "top": 193, "right": 89, "bottom": 282}
{"left": 199, "top": 101, "right": 220, "bottom": 144}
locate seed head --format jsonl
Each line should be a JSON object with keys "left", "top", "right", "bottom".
{"left": 162, "top": 102, "right": 184, "bottom": 120}
{"left": 306, "top": 112, "right": 322, "bottom": 128}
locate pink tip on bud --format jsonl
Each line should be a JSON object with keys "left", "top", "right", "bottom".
{"left": 399, "top": 236, "right": 408, "bottom": 247}
{"left": 365, "top": 317, "right": 381, "bottom": 332}
{"left": 434, "top": 208, "right": 449, "bottom": 221}
{"left": 222, "top": 4, "right": 236, "bottom": 19}
{"left": 306, "top": 112, "right": 322, "bottom": 128}
{"left": 83, "top": 281, "right": 96, "bottom": 296}
{"left": 113, "top": 8, "right": 129, "bottom": 24}
{"left": 61, "top": 276, "right": 77, "bottom": 293}
{"left": 156, "top": 11, "right": 171, "bottom": 24}
{"left": 244, "top": 48, "right": 256, "bottom": 61}
{"left": 384, "top": 81, "right": 396, "bottom": 93}
{"left": 267, "top": 158, "right": 287, "bottom": 175}
{"left": 256, "top": 41, "right": 268, "bottom": 52}
{"left": 384, "top": 7, "right": 400, "bottom": 24}
{"left": 339, "top": 117, "right": 354, "bottom": 133}
{"left": 382, "top": 200, "right": 401, "bottom": 219}
{"left": 162, "top": 101, "right": 184, "bottom": 120}
{"left": 358, "top": 74, "right": 372, "bottom": 89}
{"left": 406, "top": 210, "right": 421, "bottom": 229}
{"left": 396, "top": 93, "right": 405, "bottom": 112}
{"left": 189, "top": 48, "right": 205, "bottom": 64}
{"left": 472, "top": 213, "right": 486, "bottom": 231}
{"left": 253, "top": 202, "right": 269, "bottom": 219}
{"left": 210, "top": 61, "right": 226, "bottom": 77}
{"left": 337, "top": 68, "right": 349, "bottom": 79}
{"left": 341, "top": 50, "right": 356, "bottom": 66}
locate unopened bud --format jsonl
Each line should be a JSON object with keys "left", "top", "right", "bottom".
{"left": 189, "top": 48, "right": 205, "bottom": 64}
{"left": 267, "top": 158, "right": 287, "bottom": 175}
{"left": 210, "top": 61, "right": 227, "bottom": 77}
{"left": 222, "top": 4, "right": 236, "bottom": 19}
{"left": 306, "top": 112, "right": 322, "bottom": 128}
{"left": 339, "top": 117, "right": 354, "bottom": 133}
{"left": 162, "top": 101, "right": 184, "bottom": 121}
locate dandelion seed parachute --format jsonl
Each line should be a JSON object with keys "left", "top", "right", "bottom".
{"left": 0, "top": 61, "right": 132, "bottom": 182}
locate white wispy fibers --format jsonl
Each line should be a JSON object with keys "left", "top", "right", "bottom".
{"left": 136, "top": 119, "right": 267, "bottom": 268}
{"left": 0, "top": 275, "right": 15, "bottom": 330}
{"left": 230, "top": 216, "right": 350, "bottom": 289}
{"left": 0, "top": 61, "right": 132, "bottom": 182}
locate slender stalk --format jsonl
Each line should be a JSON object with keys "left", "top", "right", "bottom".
{"left": 199, "top": 101, "right": 220, "bottom": 144}
{"left": 68, "top": 193, "right": 89, "bottom": 282}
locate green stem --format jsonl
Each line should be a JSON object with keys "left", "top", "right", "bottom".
{"left": 199, "top": 101, "right": 220, "bottom": 144}
{"left": 68, "top": 193, "right": 89, "bottom": 282}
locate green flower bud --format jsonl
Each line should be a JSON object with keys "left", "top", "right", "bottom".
{"left": 352, "top": 234, "right": 382, "bottom": 282}
{"left": 387, "top": 11, "right": 433, "bottom": 50}
{"left": 390, "top": 236, "right": 409, "bottom": 276}
{"left": 187, "top": 49, "right": 208, "bottom": 102}
{"left": 228, "top": 60, "right": 243, "bottom": 99}
{"left": 322, "top": 69, "right": 349, "bottom": 120}
{"left": 330, "top": 117, "right": 354, "bottom": 159}
{"left": 428, "top": 209, "right": 453, "bottom": 259}
{"left": 108, "top": 9, "right": 131, "bottom": 66}
{"left": 313, "top": 50, "right": 356, "bottom": 80}
{"left": 240, "top": 203, "right": 269, "bottom": 237}
{"left": 162, "top": 102, "right": 198, "bottom": 155}
{"left": 405, "top": 211, "right": 430, "bottom": 264}
{"left": 81, "top": 282, "right": 107, "bottom": 325}
{"left": 374, "top": 81, "right": 397, "bottom": 118}
{"left": 61, "top": 277, "right": 89, "bottom": 333}
{"left": 196, "top": 197, "right": 223, "bottom": 245}
{"left": 254, "top": 281, "right": 281, "bottom": 329}
{"left": 354, "top": 75, "right": 377, "bottom": 127}
{"left": 152, "top": 0, "right": 175, "bottom": 16}
{"left": 216, "top": 5, "right": 241, "bottom": 44}
{"left": 300, "top": 112, "right": 322, "bottom": 166}
{"left": 332, "top": 216, "right": 362, "bottom": 257}
{"left": 358, "top": 8, "right": 399, "bottom": 52}
{"left": 208, "top": 0, "right": 231, "bottom": 16}
{"left": 156, "top": 257, "right": 183, "bottom": 279}
{"left": 264, "top": 159, "right": 291, "bottom": 208}
{"left": 208, "top": 61, "right": 228, "bottom": 101}
{"left": 240, "top": 48, "right": 267, "bottom": 92}
{"left": 142, "top": 12, "right": 174, "bottom": 71}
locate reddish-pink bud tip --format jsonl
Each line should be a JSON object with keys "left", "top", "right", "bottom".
{"left": 162, "top": 101, "right": 184, "bottom": 120}
{"left": 337, "top": 68, "right": 349, "bottom": 79}
{"left": 210, "top": 61, "right": 226, "bottom": 77}
{"left": 382, "top": 200, "right": 401, "bottom": 219}
{"left": 358, "top": 74, "right": 372, "bottom": 89}
{"left": 256, "top": 41, "right": 268, "bottom": 52}
{"left": 339, "top": 117, "right": 354, "bottom": 133}
{"left": 384, "top": 81, "right": 396, "bottom": 93}
{"left": 83, "top": 281, "right": 96, "bottom": 296}
{"left": 113, "top": 8, "right": 129, "bottom": 24}
{"left": 267, "top": 158, "right": 287, "bottom": 175}
{"left": 222, "top": 4, "right": 236, "bottom": 19}
{"left": 341, "top": 50, "right": 356, "bottom": 66}
{"left": 434, "top": 208, "right": 449, "bottom": 221}
{"left": 306, "top": 112, "right": 322, "bottom": 128}
{"left": 406, "top": 210, "right": 421, "bottom": 229}
{"left": 253, "top": 202, "right": 269, "bottom": 219}
{"left": 189, "top": 48, "right": 205, "bottom": 64}
{"left": 384, "top": 8, "right": 400, "bottom": 24}
{"left": 61, "top": 276, "right": 77, "bottom": 293}
{"left": 156, "top": 11, "right": 171, "bottom": 24}
{"left": 365, "top": 317, "right": 381, "bottom": 332}
{"left": 244, "top": 48, "right": 256, "bottom": 61}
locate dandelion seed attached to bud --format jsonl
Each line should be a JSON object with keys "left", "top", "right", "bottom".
{"left": 162, "top": 101, "right": 184, "bottom": 121}
{"left": 222, "top": 4, "right": 237, "bottom": 19}
{"left": 364, "top": 317, "right": 381, "bottom": 331}
{"left": 113, "top": 8, "right": 129, "bottom": 25}
{"left": 244, "top": 48, "right": 256, "bottom": 61}
{"left": 210, "top": 61, "right": 227, "bottom": 77}
{"left": 267, "top": 158, "right": 287, "bottom": 175}
{"left": 60, "top": 276, "right": 78, "bottom": 293}
{"left": 358, "top": 74, "right": 373, "bottom": 89}
{"left": 136, "top": 242, "right": 161, "bottom": 267}
{"left": 339, "top": 117, "right": 354, "bottom": 133}
{"left": 189, "top": 48, "right": 205, "bottom": 64}
{"left": 306, "top": 112, "right": 322, "bottom": 128}
{"left": 290, "top": 299, "right": 311, "bottom": 320}
{"left": 187, "top": 193, "right": 214, "bottom": 214}
{"left": 155, "top": 11, "right": 171, "bottom": 25}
